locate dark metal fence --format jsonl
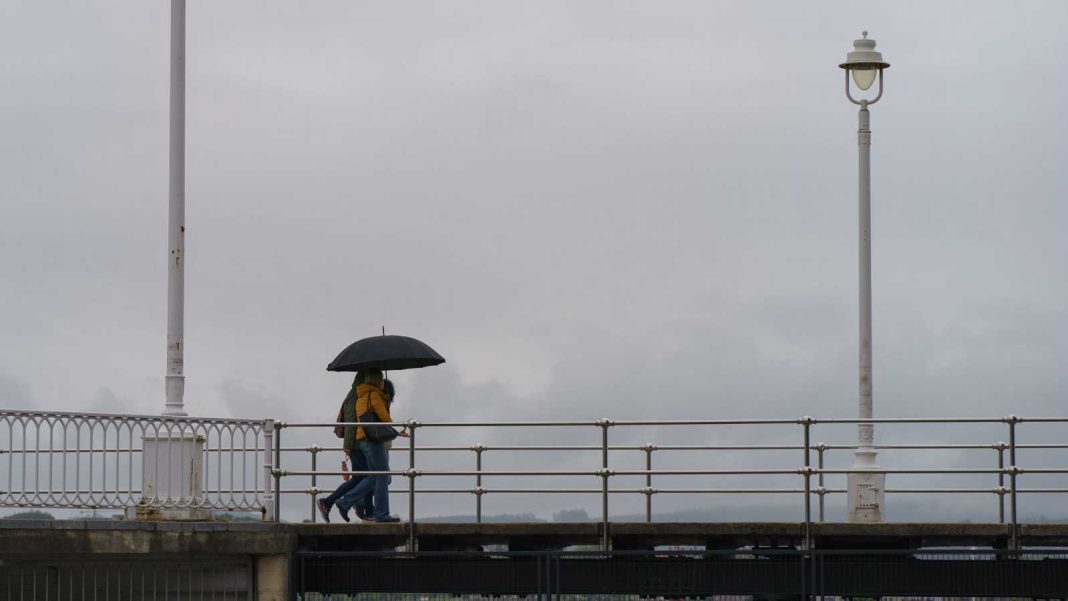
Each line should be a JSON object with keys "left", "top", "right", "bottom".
{"left": 296, "top": 548, "right": 1068, "bottom": 599}
{"left": 0, "top": 559, "right": 253, "bottom": 601}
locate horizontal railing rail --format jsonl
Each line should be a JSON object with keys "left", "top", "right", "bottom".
{"left": 271, "top": 415, "right": 1068, "bottom": 551}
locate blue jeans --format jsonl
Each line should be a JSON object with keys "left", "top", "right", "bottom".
{"left": 337, "top": 439, "right": 391, "bottom": 519}
{"left": 323, "top": 449, "right": 373, "bottom": 515}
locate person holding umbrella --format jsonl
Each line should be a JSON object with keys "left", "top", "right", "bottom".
{"left": 316, "top": 374, "right": 391, "bottom": 522}
{"left": 335, "top": 368, "right": 407, "bottom": 523}
{"left": 323, "top": 333, "right": 445, "bottom": 523}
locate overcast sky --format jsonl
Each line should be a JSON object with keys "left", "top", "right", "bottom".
{"left": 2, "top": 1, "right": 1066, "bottom": 521}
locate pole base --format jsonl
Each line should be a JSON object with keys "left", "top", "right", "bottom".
{"left": 163, "top": 375, "right": 186, "bottom": 416}
{"left": 847, "top": 471, "right": 885, "bottom": 523}
{"left": 138, "top": 432, "right": 206, "bottom": 520}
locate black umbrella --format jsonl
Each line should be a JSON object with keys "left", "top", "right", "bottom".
{"left": 326, "top": 335, "right": 446, "bottom": 372}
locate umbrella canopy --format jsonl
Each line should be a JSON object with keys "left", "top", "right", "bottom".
{"left": 327, "top": 335, "right": 446, "bottom": 372}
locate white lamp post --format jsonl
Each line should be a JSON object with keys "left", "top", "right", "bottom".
{"left": 840, "top": 32, "right": 889, "bottom": 523}
{"left": 164, "top": 0, "right": 186, "bottom": 417}
{"left": 137, "top": 0, "right": 207, "bottom": 520}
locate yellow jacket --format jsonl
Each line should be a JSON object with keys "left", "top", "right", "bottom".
{"left": 354, "top": 383, "right": 392, "bottom": 441}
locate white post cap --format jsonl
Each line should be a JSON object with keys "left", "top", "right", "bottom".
{"left": 839, "top": 31, "right": 890, "bottom": 70}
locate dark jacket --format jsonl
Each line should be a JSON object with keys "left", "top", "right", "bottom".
{"left": 341, "top": 387, "right": 359, "bottom": 451}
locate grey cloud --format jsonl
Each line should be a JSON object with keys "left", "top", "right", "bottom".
{"left": 216, "top": 378, "right": 293, "bottom": 421}
{"left": 87, "top": 388, "right": 137, "bottom": 414}
{"left": 0, "top": 370, "right": 34, "bottom": 409}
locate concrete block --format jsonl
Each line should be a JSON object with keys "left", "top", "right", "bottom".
{"left": 0, "top": 520, "right": 53, "bottom": 529}
{"left": 133, "top": 505, "right": 212, "bottom": 521}
{"left": 85, "top": 519, "right": 147, "bottom": 530}
{"left": 296, "top": 523, "right": 334, "bottom": 536}
{"left": 52, "top": 520, "right": 88, "bottom": 530}
{"left": 88, "top": 530, "right": 152, "bottom": 554}
{"left": 225, "top": 521, "right": 280, "bottom": 532}
{"left": 256, "top": 554, "right": 289, "bottom": 601}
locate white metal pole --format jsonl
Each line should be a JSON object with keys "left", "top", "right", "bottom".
{"left": 858, "top": 100, "right": 873, "bottom": 446}
{"left": 164, "top": 0, "right": 187, "bottom": 417}
{"left": 848, "top": 98, "right": 884, "bottom": 522}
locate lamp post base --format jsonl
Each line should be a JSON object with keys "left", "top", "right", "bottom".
{"left": 163, "top": 375, "right": 186, "bottom": 416}
{"left": 136, "top": 432, "right": 207, "bottom": 520}
{"left": 847, "top": 448, "right": 885, "bottom": 522}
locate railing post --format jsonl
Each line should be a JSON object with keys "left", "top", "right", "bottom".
{"left": 800, "top": 417, "right": 813, "bottom": 552}
{"left": 309, "top": 445, "right": 320, "bottom": 523}
{"left": 816, "top": 442, "right": 827, "bottom": 523}
{"left": 599, "top": 418, "right": 613, "bottom": 551}
{"left": 995, "top": 441, "right": 1006, "bottom": 524}
{"left": 407, "top": 420, "right": 419, "bottom": 552}
{"left": 799, "top": 417, "right": 817, "bottom": 601}
{"left": 474, "top": 444, "right": 485, "bottom": 524}
{"left": 643, "top": 443, "right": 655, "bottom": 523}
{"left": 272, "top": 421, "right": 282, "bottom": 522}
{"left": 1006, "top": 416, "right": 1020, "bottom": 552}
{"left": 261, "top": 419, "right": 275, "bottom": 521}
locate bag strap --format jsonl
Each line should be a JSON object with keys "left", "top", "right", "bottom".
{"left": 357, "top": 389, "right": 373, "bottom": 423}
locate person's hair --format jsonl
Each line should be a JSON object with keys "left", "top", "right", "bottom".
{"left": 352, "top": 372, "right": 365, "bottom": 388}
{"left": 383, "top": 379, "right": 396, "bottom": 400}
{"left": 361, "top": 368, "right": 384, "bottom": 388}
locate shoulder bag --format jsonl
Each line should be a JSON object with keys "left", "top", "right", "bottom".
{"left": 357, "top": 391, "right": 399, "bottom": 443}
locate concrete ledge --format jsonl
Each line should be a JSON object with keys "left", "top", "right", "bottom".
{"left": 298, "top": 522, "right": 604, "bottom": 551}
{"left": 2, "top": 520, "right": 1066, "bottom": 557}
{"left": 612, "top": 522, "right": 803, "bottom": 549}
{"left": 812, "top": 522, "right": 1011, "bottom": 549}
{"left": 297, "top": 522, "right": 408, "bottom": 551}
{"left": 812, "top": 522, "right": 1008, "bottom": 536}
{"left": 1021, "top": 523, "right": 1068, "bottom": 546}
{"left": 0, "top": 519, "right": 53, "bottom": 529}
{"left": 0, "top": 521, "right": 294, "bottom": 556}
{"left": 423, "top": 522, "right": 602, "bottom": 551}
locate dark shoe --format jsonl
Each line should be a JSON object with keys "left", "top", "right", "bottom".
{"left": 372, "top": 515, "right": 401, "bottom": 523}
{"left": 335, "top": 504, "right": 351, "bottom": 523}
{"left": 355, "top": 507, "right": 374, "bottom": 522}
{"left": 316, "top": 499, "right": 332, "bottom": 523}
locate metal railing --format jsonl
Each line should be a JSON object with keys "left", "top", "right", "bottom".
{"left": 285, "top": 441, "right": 1068, "bottom": 521}
{"left": 273, "top": 415, "right": 1068, "bottom": 551}
{"left": 3, "top": 409, "right": 1067, "bottom": 554}
{"left": 0, "top": 410, "right": 273, "bottom": 514}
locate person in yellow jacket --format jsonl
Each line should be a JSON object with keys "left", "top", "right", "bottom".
{"left": 318, "top": 374, "right": 397, "bottom": 522}
{"left": 335, "top": 368, "right": 408, "bottom": 522}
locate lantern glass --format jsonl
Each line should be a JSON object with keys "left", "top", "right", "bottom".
{"left": 852, "top": 67, "right": 877, "bottom": 91}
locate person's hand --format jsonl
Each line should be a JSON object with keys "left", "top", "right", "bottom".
{"left": 397, "top": 427, "right": 411, "bottom": 438}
